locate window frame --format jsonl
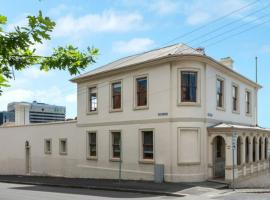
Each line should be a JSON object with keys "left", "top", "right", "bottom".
{"left": 134, "top": 74, "right": 149, "bottom": 110}
{"left": 232, "top": 82, "right": 240, "bottom": 114}
{"left": 87, "top": 85, "right": 98, "bottom": 114}
{"left": 245, "top": 89, "right": 252, "bottom": 116}
{"left": 59, "top": 138, "right": 67, "bottom": 155}
{"left": 44, "top": 138, "right": 52, "bottom": 155}
{"left": 178, "top": 68, "right": 201, "bottom": 106}
{"left": 216, "top": 75, "right": 225, "bottom": 111}
{"left": 109, "top": 130, "right": 122, "bottom": 162}
{"left": 109, "top": 80, "right": 123, "bottom": 112}
{"left": 139, "top": 129, "right": 155, "bottom": 164}
{"left": 86, "top": 131, "right": 98, "bottom": 160}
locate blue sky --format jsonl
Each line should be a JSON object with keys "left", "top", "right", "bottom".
{"left": 0, "top": 0, "right": 270, "bottom": 127}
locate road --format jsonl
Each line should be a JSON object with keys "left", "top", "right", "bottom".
{"left": 0, "top": 182, "right": 270, "bottom": 200}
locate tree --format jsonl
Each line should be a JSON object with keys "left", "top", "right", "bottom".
{"left": 0, "top": 11, "right": 99, "bottom": 94}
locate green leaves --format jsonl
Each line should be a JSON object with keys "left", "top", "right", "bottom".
{"left": 0, "top": 11, "right": 98, "bottom": 95}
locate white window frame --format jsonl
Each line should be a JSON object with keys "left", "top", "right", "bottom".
{"left": 109, "top": 130, "right": 122, "bottom": 162}
{"left": 109, "top": 80, "right": 123, "bottom": 112}
{"left": 44, "top": 138, "right": 52, "bottom": 154}
{"left": 87, "top": 85, "right": 98, "bottom": 114}
{"left": 216, "top": 75, "right": 226, "bottom": 111}
{"left": 86, "top": 131, "right": 98, "bottom": 160}
{"left": 177, "top": 127, "right": 201, "bottom": 165}
{"left": 59, "top": 138, "right": 67, "bottom": 155}
{"left": 134, "top": 74, "right": 149, "bottom": 110}
{"left": 232, "top": 82, "right": 240, "bottom": 114}
{"left": 178, "top": 68, "right": 201, "bottom": 106}
{"left": 139, "top": 128, "right": 155, "bottom": 164}
{"left": 245, "top": 89, "right": 252, "bottom": 117}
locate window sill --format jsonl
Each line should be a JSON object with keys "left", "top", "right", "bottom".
{"left": 232, "top": 110, "right": 240, "bottom": 115}
{"left": 59, "top": 152, "right": 67, "bottom": 156}
{"left": 178, "top": 162, "right": 200, "bottom": 166}
{"left": 44, "top": 152, "right": 52, "bottom": 155}
{"left": 86, "top": 111, "right": 98, "bottom": 115}
{"left": 110, "top": 158, "right": 121, "bottom": 162}
{"left": 134, "top": 106, "right": 149, "bottom": 111}
{"left": 216, "top": 106, "right": 225, "bottom": 112}
{"left": 178, "top": 102, "right": 201, "bottom": 107}
{"left": 87, "top": 156, "right": 98, "bottom": 161}
{"left": 139, "top": 159, "right": 154, "bottom": 164}
{"left": 109, "top": 109, "right": 123, "bottom": 113}
{"left": 245, "top": 113, "right": 252, "bottom": 117}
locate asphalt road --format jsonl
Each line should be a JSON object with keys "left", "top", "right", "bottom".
{"left": 0, "top": 182, "right": 270, "bottom": 200}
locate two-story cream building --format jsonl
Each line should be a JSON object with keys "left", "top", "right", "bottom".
{"left": 0, "top": 43, "right": 269, "bottom": 183}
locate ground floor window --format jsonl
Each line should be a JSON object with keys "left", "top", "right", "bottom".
{"left": 141, "top": 130, "right": 154, "bottom": 160}
{"left": 88, "top": 132, "right": 97, "bottom": 159}
{"left": 111, "top": 131, "right": 121, "bottom": 159}
{"left": 59, "top": 138, "right": 67, "bottom": 155}
{"left": 44, "top": 139, "right": 52, "bottom": 154}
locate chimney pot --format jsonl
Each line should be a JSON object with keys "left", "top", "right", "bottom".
{"left": 220, "top": 57, "right": 234, "bottom": 69}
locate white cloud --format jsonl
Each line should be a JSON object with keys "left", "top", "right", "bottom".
{"left": 113, "top": 38, "right": 155, "bottom": 54}
{"left": 149, "top": 0, "right": 179, "bottom": 15}
{"left": 53, "top": 10, "right": 145, "bottom": 38}
{"left": 178, "top": 0, "right": 251, "bottom": 26}
{"left": 21, "top": 67, "right": 52, "bottom": 79}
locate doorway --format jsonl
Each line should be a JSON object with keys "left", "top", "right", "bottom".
{"left": 213, "top": 136, "right": 226, "bottom": 178}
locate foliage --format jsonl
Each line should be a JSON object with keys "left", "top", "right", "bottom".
{"left": 0, "top": 11, "right": 99, "bottom": 94}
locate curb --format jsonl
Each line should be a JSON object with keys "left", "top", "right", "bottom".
{"left": 0, "top": 179, "right": 185, "bottom": 197}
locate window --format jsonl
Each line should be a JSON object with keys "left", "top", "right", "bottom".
{"left": 216, "top": 78, "right": 224, "bottom": 109}
{"left": 111, "top": 131, "right": 121, "bottom": 159}
{"left": 232, "top": 84, "right": 239, "bottom": 112}
{"left": 111, "top": 82, "right": 122, "bottom": 110}
{"left": 142, "top": 130, "right": 154, "bottom": 160}
{"left": 88, "top": 87, "right": 97, "bottom": 112}
{"left": 44, "top": 139, "right": 52, "bottom": 154}
{"left": 59, "top": 138, "right": 67, "bottom": 155}
{"left": 135, "top": 76, "right": 148, "bottom": 108}
{"left": 245, "top": 90, "right": 251, "bottom": 115}
{"left": 181, "top": 71, "right": 197, "bottom": 102}
{"left": 88, "top": 132, "right": 97, "bottom": 158}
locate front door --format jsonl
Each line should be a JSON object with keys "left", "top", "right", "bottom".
{"left": 213, "top": 136, "right": 225, "bottom": 178}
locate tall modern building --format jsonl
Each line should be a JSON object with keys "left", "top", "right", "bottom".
{"left": 0, "top": 111, "right": 15, "bottom": 126}
{"left": 7, "top": 101, "right": 66, "bottom": 124}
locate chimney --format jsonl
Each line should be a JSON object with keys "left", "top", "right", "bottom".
{"left": 195, "top": 47, "right": 205, "bottom": 55}
{"left": 220, "top": 57, "right": 234, "bottom": 69}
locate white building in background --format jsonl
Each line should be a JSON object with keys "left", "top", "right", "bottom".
{"left": 7, "top": 101, "right": 66, "bottom": 125}
{"left": 0, "top": 44, "right": 269, "bottom": 182}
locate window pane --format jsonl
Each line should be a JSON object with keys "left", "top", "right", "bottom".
{"left": 89, "top": 87, "right": 97, "bottom": 112}
{"left": 112, "top": 132, "right": 121, "bottom": 158}
{"left": 112, "top": 82, "right": 121, "bottom": 109}
{"left": 136, "top": 77, "right": 147, "bottom": 106}
{"left": 181, "top": 72, "right": 197, "bottom": 102}
{"left": 216, "top": 79, "right": 223, "bottom": 107}
{"left": 143, "top": 131, "right": 153, "bottom": 159}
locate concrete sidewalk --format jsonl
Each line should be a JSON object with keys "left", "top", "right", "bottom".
{"left": 0, "top": 175, "right": 228, "bottom": 197}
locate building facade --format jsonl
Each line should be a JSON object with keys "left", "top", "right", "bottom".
{"left": 7, "top": 101, "right": 66, "bottom": 124}
{"left": 0, "top": 44, "right": 269, "bottom": 182}
{"left": 0, "top": 111, "right": 15, "bottom": 126}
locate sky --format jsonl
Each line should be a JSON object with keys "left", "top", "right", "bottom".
{"left": 0, "top": 0, "right": 269, "bottom": 127}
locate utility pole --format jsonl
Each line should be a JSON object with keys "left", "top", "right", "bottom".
{"left": 255, "top": 56, "right": 258, "bottom": 127}
{"left": 255, "top": 56, "right": 258, "bottom": 83}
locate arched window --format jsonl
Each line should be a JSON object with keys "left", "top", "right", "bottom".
{"left": 265, "top": 137, "right": 269, "bottom": 160}
{"left": 245, "top": 137, "right": 249, "bottom": 163}
{"left": 253, "top": 137, "right": 256, "bottom": 162}
{"left": 259, "top": 137, "right": 263, "bottom": 160}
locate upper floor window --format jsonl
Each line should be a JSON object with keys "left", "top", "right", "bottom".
{"left": 88, "top": 132, "right": 97, "bottom": 159}
{"left": 135, "top": 76, "right": 148, "bottom": 108}
{"left": 232, "top": 84, "right": 239, "bottom": 112}
{"left": 181, "top": 71, "right": 197, "bottom": 102}
{"left": 245, "top": 90, "right": 251, "bottom": 115}
{"left": 88, "top": 87, "right": 97, "bottom": 112}
{"left": 216, "top": 78, "right": 225, "bottom": 109}
{"left": 44, "top": 139, "right": 52, "bottom": 154}
{"left": 111, "top": 81, "right": 122, "bottom": 110}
